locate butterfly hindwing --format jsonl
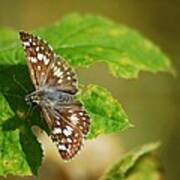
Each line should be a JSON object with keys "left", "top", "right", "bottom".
{"left": 60, "top": 102, "right": 90, "bottom": 135}
{"left": 42, "top": 102, "right": 90, "bottom": 160}
{"left": 51, "top": 116, "right": 83, "bottom": 160}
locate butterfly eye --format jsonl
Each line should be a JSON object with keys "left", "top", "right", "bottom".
{"left": 25, "top": 94, "right": 40, "bottom": 105}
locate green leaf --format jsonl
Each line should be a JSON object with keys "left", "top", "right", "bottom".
{"left": 0, "top": 28, "right": 22, "bottom": 65}
{"left": 78, "top": 84, "right": 130, "bottom": 139}
{"left": 0, "top": 94, "right": 31, "bottom": 176}
{"left": 0, "top": 13, "right": 173, "bottom": 77}
{"left": 0, "top": 65, "right": 45, "bottom": 176}
{"left": 38, "top": 13, "right": 173, "bottom": 78}
{"left": 100, "top": 142, "right": 163, "bottom": 180}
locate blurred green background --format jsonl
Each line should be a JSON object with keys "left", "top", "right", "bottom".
{"left": 0, "top": 0, "right": 179, "bottom": 180}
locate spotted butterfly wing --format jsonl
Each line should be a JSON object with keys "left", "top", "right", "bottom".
{"left": 45, "top": 56, "right": 77, "bottom": 94}
{"left": 19, "top": 31, "right": 77, "bottom": 94}
{"left": 19, "top": 31, "right": 90, "bottom": 160}
{"left": 19, "top": 31, "right": 55, "bottom": 89}
{"left": 44, "top": 102, "right": 90, "bottom": 159}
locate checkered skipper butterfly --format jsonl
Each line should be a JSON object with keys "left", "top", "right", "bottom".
{"left": 19, "top": 31, "right": 90, "bottom": 160}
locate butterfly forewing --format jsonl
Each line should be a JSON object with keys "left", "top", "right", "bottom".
{"left": 45, "top": 56, "right": 77, "bottom": 94}
{"left": 20, "top": 31, "right": 78, "bottom": 94}
{"left": 19, "top": 31, "right": 55, "bottom": 89}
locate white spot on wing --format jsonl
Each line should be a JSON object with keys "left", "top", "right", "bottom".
{"left": 53, "top": 65, "right": 58, "bottom": 73}
{"left": 52, "top": 127, "right": 62, "bottom": 134}
{"left": 57, "top": 61, "right": 61, "bottom": 65}
{"left": 58, "top": 144, "right": 66, "bottom": 151}
{"left": 37, "top": 65, "right": 41, "bottom": 70}
{"left": 43, "top": 56, "right": 50, "bottom": 65}
{"left": 58, "top": 79, "right": 63, "bottom": 84}
{"left": 66, "top": 126, "right": 73, "bottom": 132}
{"left": 54, "top": 67, "right": 63, "bottom": 77}
{"left": 41, "top": 72, "right": 45, "bottom": 76}
{"left": 67, "top": 138, "right": 72, "bottom": 143}
{"left": 36, "top": 46, "right": 40, "bottom": 52}
{"left": 68, "top": 109, "right": 73, "bottom": 113}
{"left": 57, "top": 71, "right": 63, "bottom": 77}
{"left": 74, "top": 133, "right": 79, "bottom": 138}
{"left": 70, "top": 114, "right": 79, "bottom": 125}
{"left": 30, "top": 57, "right": 37, "bottom": 63}
{"left": 37, "top": 53, "right": 44, "bottom": 61}
{"left": 63, "top": 128, "right": 72, "bottom": 136}
{"left": 67, "top": 76, "right": 71, "bottom": 80}
{"left": 23, "top": 41, "right": 30, "bottom": 47}
{"left": 55, "top": 121, "right": 60, "bottom": 126}
{"left": 79, "top": 112, "right": 83, "bottom": 116}
{"left": 82, "top": 117, "right": 87, "bottom": 121}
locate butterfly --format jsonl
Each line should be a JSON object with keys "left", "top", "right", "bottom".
{"left": 19, "top": 31, "right": 90, "bottom": 160}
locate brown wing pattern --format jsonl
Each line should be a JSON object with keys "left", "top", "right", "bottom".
{"left": 20, "top": 31, "right": 78, "bottom": 94}
{"left": 45, "top": 56, "right": 78, "bottom": 95}
{"left": 19, "top": 31, "right": 55, "bottom": 89}
{"left": 43, "top": 102, "right": 90, "bottom": 160}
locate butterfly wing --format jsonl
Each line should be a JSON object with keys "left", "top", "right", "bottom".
{"left": 44, "top": 56, "right": 77, "bottom": 94}
{"left": 19, "top": 31, "right": 77, "bottom": 94}
{"left": 59, "top": 102, "right": 90, "bottom": 136}
{"left": 19, "top": 31, "right": 55, "bottom": 89}
{"left": 43, "top": 102, "right": 90, "bottom": 160}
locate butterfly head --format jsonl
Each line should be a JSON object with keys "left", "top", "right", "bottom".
{"left": 25, "top": 93, "right": 41, "bottom": 106}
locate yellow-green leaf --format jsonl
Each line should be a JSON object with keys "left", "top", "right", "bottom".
{"left": 78, "top": 84, "right": 130, "bottom": 139}
{"left": 38, "top": 13, "right": 173, "bottom": 78}
{"left": 101, "top": 142, "right": 163, "bottom": 180}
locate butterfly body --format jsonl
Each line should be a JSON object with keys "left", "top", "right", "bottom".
{"left": 25, "top": 86, "right": 73, "bottom": 106}
{"left": 20, "top": 31, "right": 90, "bottom": 160}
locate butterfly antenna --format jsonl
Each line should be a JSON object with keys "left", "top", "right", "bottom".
{"left": 25, "top": 104, "right": 37, "bottom": 120}
{"left": 13, "top": 75, "right": 28, "bottom": 93}
{"left": 26, "top": 106, "right": 32, "bottom": 119}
